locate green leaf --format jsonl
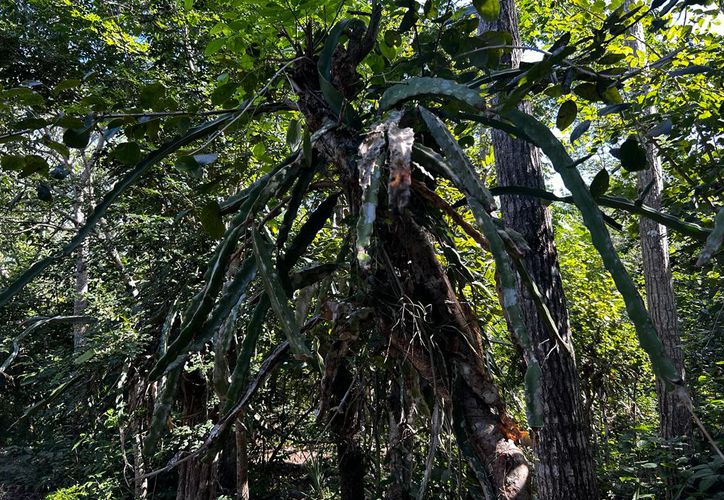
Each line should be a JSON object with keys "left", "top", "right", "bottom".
{"left": 570, "top": 120, "right": 591, "bottom": 143}
{"left": 696, "top": 207, "right": 724, "bottom": 267}
{"left": 556, "top": 100, "right": 577, "bottom": 130}
{"left": 20, "top": 155, "right": 48, "bottom": 178}
{"left": 144, "top": 365, "right": 181, "bottom": 453}
{"left": 279, "top": 193, "right": 340, "bottom": 281}
{"left": 198, "top": 200, "right": 226, "bottom": 239}
{"left": 601, "top": 86, "right": 623, "bottom": 104}
{"left": 252, "top": 228, "right": 313, "bottom": 362}
{"left": 54, "top": 79, "right": 81, "bottom": 94}
{"left": 286, "top": 119, "right": 302, "bottom": 150}
{"left": 36, "top": 183, "right": 52, "bottom": 201}
{"left": 669, "top": 65, "right": 711, "bottom": 76}
{"left": 205, "top": 38, "right": 226, "bottom": 55}
{"left": 224, "top": 295, "right": 270, "bottom": 413}
{"left": 63, "top": 127, "right": 92, "bottom": 149}
{"left": 303, "top": 129, "right": 312, "bottom": 168}
{"left": 0, "top": 113, "right": 233, "bottom": 309}
{"left": 114, "top": 142, "right": 142, "bottom": 165}
{"left": 175, "top": 155, "right": 201, "bottom": 176}
{"left": 573, "top": 83, "right": 601, "bottom": 102}
{"left": 619, "top": 135, "right": 648, "bottom": 171}
{"left": 1, "top": 155, "right": 25, "bottom": 171}
{"left": 318, "top": 19, "right": 364, "bottom": 80}
{"left": 473, "top": 0, "right": 500, "bottom": 21}
{"left": 73, "top": 348, "right": 95, "bottom": 364}
{"left": 189, "top": 256, "right": 258, "bottom": 355}
{"left": 589, "top": 169, "right": 610, "bottom": 198}
{"left": 139, "top": 82, "right": 166, "bottom": 109}
{"left": 598, "top": 103, "right": 631, "bottom": 116}
{"left": 379, "top": 77, "right": 486, "bottom": 111}
{"left": 277, "top": 162, "right": 319, "bottom": 249}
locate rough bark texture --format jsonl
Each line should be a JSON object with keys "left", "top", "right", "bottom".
{"left": 637, "top": 144, "right": 689, "bottom": 439}
{"left": 481, "top": 2, "right": 599, "bottom": 498}
{"left": 289, "top": 12, "right": 530, "bottom": 496}
{"left": 625, "top": 11, "right": 689, "bottom": 441}
{"left": 176, "top": 372, "right": 218, "bottom": 500}
{"left": 320, "top": 326, "right": 365, "bottom": 500}
{"left": 72, "top": 158, "right": 93, "bottom": 351}
{"left": 385, "top": 371, "right": 412, "bottom": 500}
{"left": 236, "top": 415, "right": 250, "bottom": 500}
{"left": 381, "top": 219, "right": 531, "bottom": 499}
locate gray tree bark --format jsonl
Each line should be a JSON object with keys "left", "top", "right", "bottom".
{"left": 481, "top": 2, "right": 599, "bottom": 498}
{"left": 72, "top": 140, "right": 99, "bottom": 351}
{"left": 625, "top": 16, "right": 690, "bottom": 440}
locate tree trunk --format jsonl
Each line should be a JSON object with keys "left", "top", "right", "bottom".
{"left": 236, "top": 415, "right": 249, "bottom": 500}
{"left": 481, "top": 2, "right": 599, "bottom": 498}
{"left": 385, "top": 371, "right": 412, "bottom": 500}
{"left": 176, "top": 371, "right": 218, "bottom": 500}
{"left": 289, "top": 14, "right": 529, "bottom": 495}
{"left": 625, "top": 8, "right": 690, "bottom": 442}
{"left": 320, "top": 333, "right": 366, "bottom": 500}
{"left": 381, "top": 219, "right": 531, "bottom": 499}
{"left": 72, "top": 158, "right": 93, "bottom": 351}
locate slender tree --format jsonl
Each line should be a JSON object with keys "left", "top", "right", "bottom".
{"left": 625, "top": 9, "right": 690, "bottom": 440}
{"left": 481, "top": 1, "right": 599, "bottom": 497}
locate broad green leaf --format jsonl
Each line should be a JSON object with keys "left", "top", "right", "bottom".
{"left": 573, "top": 83, "right": 601, "bottom": 102}
{"left": 205, "top": 38, "right": 226, "bottom": 55}
{"left": 36, "top": 183, "right": 52, "bottom": 201}
{"left": 473, "top": 0, "right": 500, "bottom": 21}
{"left": 20, "top": 155, "right": 48, "bottom": 178}
{"left": 199, "top": 201, "right": 226, "bottom": 239}
{"left": 601, "top": 86, "right": 623, "bottom": 104}
{"left": 53, "top": 79, "right": 81, "bottom": 94}
{"left": 139, "top": 82, "right": 166, "bottom": 109}
{"left": 556, "top": 100, "right": 577, "bottom": 130}
{"left": 286, "top": 119, "right": 302, "bottom": 150}
{"left": 114, "top": 142, "right": 142, "bottom": 165}
{"left": 175, "top": 155, "right": 201, "bottom": 176}
{"left": 1, "top": 155, "right": 25, "bottom": 171}
{"left": 252, "top": 228, "right": 313, "bottom": 361}
{"left": 619, "top": 135, "right": 648, "bottom": 171}
{"left": 380, "top": 77, "right": 486, "bottom": 111}
{"left": 589, "top": 169, "right": 610, "bottom": 198}
{"left": 63, "top": 127, "right": 92, "bottom": 149}
{"left": 224, "top": 295, "right": 270, "bottom": 413}
{"left": 570, "top": 120, "right": 591, "bottom": 143}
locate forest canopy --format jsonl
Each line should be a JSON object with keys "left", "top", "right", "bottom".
{"left": 0, "top": 0, "right": 722, "bottom": 498}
